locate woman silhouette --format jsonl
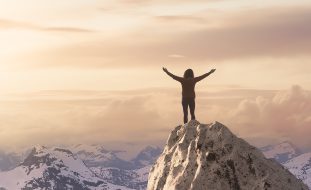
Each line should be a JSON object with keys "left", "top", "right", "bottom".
{"left": 163, "top": 67, "right": 216, "bottom": 124}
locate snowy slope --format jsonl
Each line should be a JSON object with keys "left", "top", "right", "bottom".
{"left": 91, "top": 166, "right": 149, "bottom": 190}
{"left": 0, "top": 145, "right": 132, "bottom": 190}
{"left": 0, "top": 151, "right": 22, "bottom": 171}
{"left": 0, "top": 148, "right": 31, "bottom": 171}
{"left": 260, "top": 141, "right": 302, "bottom": 163}
{"left": 90, "top": 145, "right": 162, "bottom": 190}
{"left": 131, "top": 146, "right": 162, "bottom": 168}
{"left": 283, "top": 152, "right": 311, "bottom": 189}
{"left": 147, "top": 120, "right": 308, "bottom": 190}
{"left": 70, "top": 144, "right": 134, "bottom": 169}
{"left": 0, "top": 144, "right": 161, "bottom": 190}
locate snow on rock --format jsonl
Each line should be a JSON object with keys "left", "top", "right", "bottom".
{"left": 0, "top": 147, "right": 31, "bottom": 171}
{"left": 131, "top": 146, "right": 162, "bottom": 168}
{"left": 0, "top": 151, "right": 23, "bottom": 172}
{"left": 91, "top": 165, "right": 151, "bottom": 190}
{"left": 70, "top": 144, "right": 134, "bottom": 170}
{"left": 261, "top": 141, "right": 302, "bottom": 163}
{"left": 147, "top": 120, "right": 308, "bottom": 190}
{"left": 0, "top": 145, "right": 131, "bottom": 190}
{"left": 283, "top": 152, "right": 311, "bottom": 189}
{"left": 89, "top": 144, "right": 162, "bottom": 190}
{"left": 135, "top": 165, "right": 152, "bottom": 182}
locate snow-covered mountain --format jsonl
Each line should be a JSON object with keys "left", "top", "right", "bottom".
{"left": 147, "top": 120, "right": 308, "bottom": 190}
{"left": 86, "top": 146, "right": 161, "bottom": 190}
{"left": 260, "top": 141, "right": 302, "bottom": 163}
{"left": 91, "top": 165, "right": 150, "bottom": 190}
{"left": 0, "top": 148, "right": 31, "bottom": 171}
{"left": 69, "top": 144, "right": 134, "bottom": 169}
{"left": 0, "top": 144, "right": 161, "bottom": 190}
{"left": 131, "top": 146, "right": 162, "bottom": 168}
{"left": 0, "top": 145, "right": 132, "bottom": 190}
{"left": 282, "top": 152, "right": 311, "bottom": 188}
{"left": 0, "top": 151, "right": 22, "bottom": 171}
{"left": 260, "top": 141, "right": 311, "bottom": 189}
{"left": 3, "top": 123, "right": 309, "bottom": 190}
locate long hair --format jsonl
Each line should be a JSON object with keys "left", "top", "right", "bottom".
{"left": 183, "top": 69, "right": 194, "bottom": 78}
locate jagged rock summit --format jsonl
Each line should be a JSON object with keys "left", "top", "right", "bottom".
{"left": 147, "top": 120, "right": 308, "bottom": 190}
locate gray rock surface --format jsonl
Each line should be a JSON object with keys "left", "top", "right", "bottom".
{"left": 147, "top": 120, "right": 308, "bottom": 190}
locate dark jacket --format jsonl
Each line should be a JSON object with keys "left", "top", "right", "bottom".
{"left": 168, "top": 73, "right": 211, "bottom": 98}
{"left": 180, "top": 78, "right": 197, "bottom": 98}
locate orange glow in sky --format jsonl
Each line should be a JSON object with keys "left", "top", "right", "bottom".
{"left": 0, "top": 0, "right": 311, "bottom": 151}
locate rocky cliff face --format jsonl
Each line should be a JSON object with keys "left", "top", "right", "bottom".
{"left": 147, "top": 120, "right": 308, "bottom": 190}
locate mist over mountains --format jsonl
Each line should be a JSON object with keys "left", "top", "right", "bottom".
{"left": 0, "top": 144, "right": 161, "bottom": 190}
{"left": 1, "top": 126, "right": 311, "bottom": 189}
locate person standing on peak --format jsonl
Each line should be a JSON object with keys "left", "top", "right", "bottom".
{"left": 163, "top": 67, "right": 216, "bottom": 124}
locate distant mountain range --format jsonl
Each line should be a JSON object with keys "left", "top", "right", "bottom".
{"left": 0, "top": 139, "right": 311, "bottom": 189}
{"left": 0, "top": 144, "right": 161, "bottom": 190}
{"left": 260, "top": 141, "right": 311, "bottom": 188}
{"left": 260, "top": 141, "right": 302, "bottom": 163}
{"left": 0, "top": 145, "right": 128, "bottom": 190}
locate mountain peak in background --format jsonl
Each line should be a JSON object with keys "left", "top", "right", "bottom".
{"left": 260, "top": 141, "right": 302, "bottom": 163}
{"left": 69, "top": 144, "right": 134, "bottom": 169}
{"left": 147, "top": 120, "right": 308, "bottom": 190}
{"left": 131, "top": 146, "right": 162, "bottom": 168}
{"left": 0, "top": 146, "right": 130, "bottom": 190}
{"left": 1, "top": 121, "right": 310, "bottom": 189}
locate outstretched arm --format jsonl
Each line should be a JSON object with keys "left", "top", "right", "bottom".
{"left": 194, "top": 69, "right": 216, "bottom": 82}
{"left": 162, "top": 67, "right": 183, "bottom": 82}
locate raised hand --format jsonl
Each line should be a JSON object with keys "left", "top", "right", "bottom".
{"left": 210, "top": 69, "right": 216, "bottom": 73}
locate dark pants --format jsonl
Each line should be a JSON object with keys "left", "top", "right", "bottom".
{"left": 182, "top": 97, "right": 196, "bottom": 124}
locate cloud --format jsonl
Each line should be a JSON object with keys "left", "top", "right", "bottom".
{"left": 0, "top": 91, "right": 172, "bottom": 150}
{"left": 118, "top": 0, "right": 222, "bottom": 4}
{"left": 154, "top": 15, "right": 206, "bottom": 23}
{"left": 43, "top": 27, "right": 94, "bottom": 33}
{"left": 0, "top": 18, "right": 93, "bottom": 33}
{"left": 226, "top": 85, "right": 311, "bottom": 149}
{"left": 1, "top": 86, "right": 311, "bottom": 151}
{"left": 22, "top": 6, "right": 311, "bottom": 69}
{"left": 155, "top": 7, "right": 311, "bottom": 61}
{"left": 0, "top": 18, "right": 37, "bottom": 29}
{"left": 168, "top": 54, "right": 185, "bottom": 58}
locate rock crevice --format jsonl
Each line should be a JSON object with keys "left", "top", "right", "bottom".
{"left": 147, "top": 120, "right": 308, "bottom": 190}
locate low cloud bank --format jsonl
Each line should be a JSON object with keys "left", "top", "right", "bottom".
{"left": 0, "top": 86, "right": 310, "bottom": 151}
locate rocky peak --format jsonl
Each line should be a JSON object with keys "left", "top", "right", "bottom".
{"left": 147, "top": 120, "right": 308, "bottom": 190}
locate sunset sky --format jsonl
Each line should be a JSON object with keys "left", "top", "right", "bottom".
{"left": 0, "top": 0, "right": 311, "bottom": 154}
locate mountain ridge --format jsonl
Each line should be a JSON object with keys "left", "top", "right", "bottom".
{"left": 147, "top": 120, "right": 308, "bottom": 190}
{"left": 1, "top": 122, "right": 310, "bottom": 189}
{"left": 0, "top": 145, "right": 132, "bottom": 190}
{"left": 260, "top": 141, "right": 302, "bottom": 163}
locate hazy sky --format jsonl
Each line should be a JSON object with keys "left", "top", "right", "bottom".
{"left": 0, "top": 0, "right": 311, "bottom": 153}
